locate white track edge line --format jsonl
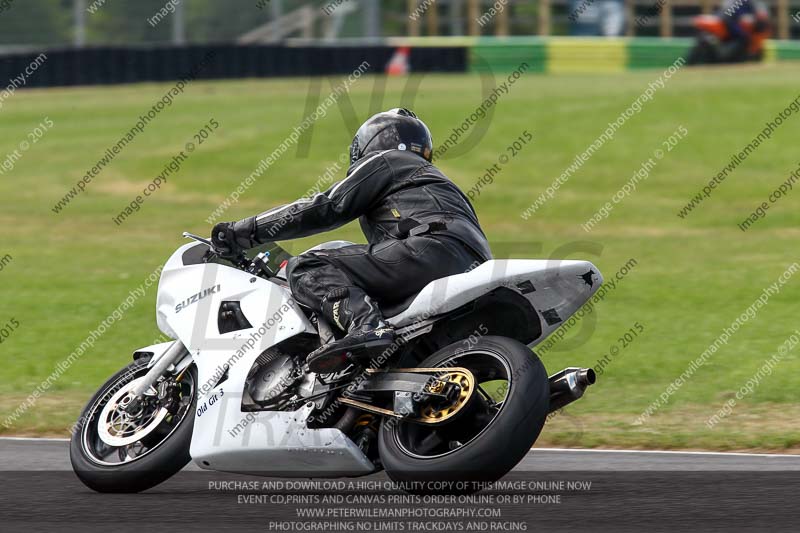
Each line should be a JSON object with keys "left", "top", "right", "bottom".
{"left": 2, "top": 437, "right": 799, "bottom": 458}
{"left": 0, "top": 437, "right": 70, "bottom": 442}
{"left": 532, "top": 447, "right": 800, "bottom": 458}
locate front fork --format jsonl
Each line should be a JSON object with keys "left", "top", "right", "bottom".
{"left": 122, "top": 341, "right": 189, "bottom": 414}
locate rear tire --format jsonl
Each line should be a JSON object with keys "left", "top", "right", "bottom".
{"left": 69, "top": 361, "right": 196, "bottom": 493}
{"left": 378, "top": 336, "right": 549, "bottom": 487}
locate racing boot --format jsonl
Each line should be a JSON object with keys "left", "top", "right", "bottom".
{"left": 306, "top": 287, "right": 396, "bottom": 374}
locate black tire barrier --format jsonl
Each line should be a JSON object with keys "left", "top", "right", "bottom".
{"left": 0, "top": 44, "right": 467, "bottom": 88}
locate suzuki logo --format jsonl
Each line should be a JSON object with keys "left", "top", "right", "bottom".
{"left": 175, "top": 284, "right": 220, "bottom": 314}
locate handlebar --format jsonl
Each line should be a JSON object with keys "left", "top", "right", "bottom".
{"left": 182, "top": 231, "right": 274, "bottom": 278}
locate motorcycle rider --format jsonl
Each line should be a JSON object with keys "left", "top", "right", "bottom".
{"left": 212, "top": 108, "right": 492, "bottom": 373}
{"left": 719, "top": 0, "right": 767, "bottom": 61}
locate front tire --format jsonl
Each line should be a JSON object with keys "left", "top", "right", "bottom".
{"left": 688, "top": 38, "right": 717, "bottom": 65}
{"left": 70, "top": 360, "right": 197, "bottom": 493}
{"left": 378, "top": 336, "right": 549, "bottom": 486}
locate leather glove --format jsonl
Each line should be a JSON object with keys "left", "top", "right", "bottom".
{"left": 211, "top": 222, "right": 240, "bottom": 259}
{"left": 211, "top": 217, "right": 255, "bottom": 258}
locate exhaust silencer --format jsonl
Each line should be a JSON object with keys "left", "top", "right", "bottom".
{"left": 547, "top": 367, "right": 596, "bottom": 414}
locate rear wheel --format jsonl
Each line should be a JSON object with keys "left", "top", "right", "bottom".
{"left": 378, "top": 336, "right": 549, "bottom": 487}
{"left": 69, "top": 360, "right": 196, "bottom": 493}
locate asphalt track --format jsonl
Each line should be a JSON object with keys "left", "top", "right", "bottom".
{"left": 1, "top": 438, "right": 799, "bottom": 532}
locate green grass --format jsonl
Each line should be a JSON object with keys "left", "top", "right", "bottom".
{"left": 1, "top": 64, "right": 799, "bottom": 449}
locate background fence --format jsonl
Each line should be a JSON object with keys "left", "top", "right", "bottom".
{"left": 2, "top": 0, "right": 800, "bottom": 50}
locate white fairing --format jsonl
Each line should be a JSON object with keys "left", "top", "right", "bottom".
{"left": 154, "top": 243, "right": 374, "bottom": 477}
{"left": 388, "top": 259, "right": 603, "bottom": 346}
{"left": 146, "top": 243, "right": 601, "bottom": 477}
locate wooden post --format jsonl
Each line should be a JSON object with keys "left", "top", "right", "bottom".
{"left": 659, "top": 0, "right": 672, "bottom": 38}
{"left": 408, "top": 0, "right": 420, "bottom": 36}
{"left": 496, "top": 1, "right": 509, "bottom": 36}
{"left": 539, "top": 0, "right": 551, "bottom": 36}
{"left": 468, "top": 0, "right": 480, "bottom": 36}
{"left": 778, "top": 0, "right": 790, "bottom": 40}
{"left": 426, "top": 0, "right": 439, "bottom": 36}
{"left": 625, "top": 0, "right": 635, "bottom": 36}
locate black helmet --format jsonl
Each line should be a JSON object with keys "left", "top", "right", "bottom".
{"left": 349, "top": 108, "right": 433, "bottom": 165}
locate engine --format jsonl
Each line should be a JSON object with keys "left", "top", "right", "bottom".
{"left": 243, "top": 348, "right": 302, "bottom": 410}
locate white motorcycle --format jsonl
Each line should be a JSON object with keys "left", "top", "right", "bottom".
{"left": 70, "top": 233, "right": 600, "bottom": 493}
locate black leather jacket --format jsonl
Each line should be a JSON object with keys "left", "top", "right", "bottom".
{"left": 234, "top": 149, "right": 492, "bottom": 262}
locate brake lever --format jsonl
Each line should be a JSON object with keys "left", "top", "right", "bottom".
{"left": 183, "top": 231, "right": 222, "bottom": 263}
{"left": 182, "top": 231, "right": 214, "bottom": 247}
{"left": 183, "top": 231, "right": 253, "bottom": 271}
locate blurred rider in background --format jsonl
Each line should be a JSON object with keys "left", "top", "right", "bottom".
{"left": 719, "top": 0, "right": 769, "bottom": 61}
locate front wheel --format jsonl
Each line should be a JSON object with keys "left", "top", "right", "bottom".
{"left": 378, "top": 336, "right": 549, "bottom": 486}
{"left": 687, "top": 37, "right": 717, "bottom": 65}
{"left": 69, "top": 359, "right": 197, "bottom": 493}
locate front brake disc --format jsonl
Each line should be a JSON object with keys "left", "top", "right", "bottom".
{"left": 96, "top": 377, "right": 169, "bottom": 447}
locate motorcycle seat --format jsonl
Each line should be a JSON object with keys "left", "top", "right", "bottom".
{"left": 385, "top": 259, "right": 601, "bottom": 329}
{"left": 378, "top": 292, "right": 419, "bottom": 319}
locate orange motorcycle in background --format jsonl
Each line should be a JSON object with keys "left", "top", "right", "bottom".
{"left": 687, "top": 9, "right": 771, "bottom": 64}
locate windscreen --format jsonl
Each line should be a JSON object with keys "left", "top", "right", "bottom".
{"left": 181, "top": 241, "right": 293, "bottom": 274}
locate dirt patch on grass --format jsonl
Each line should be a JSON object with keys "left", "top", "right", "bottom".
{"left": 0, "top": 393, "right": 88, "bottom": 438}
{"left": 94, "top": 179, "right": 146, "bottom": 197}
